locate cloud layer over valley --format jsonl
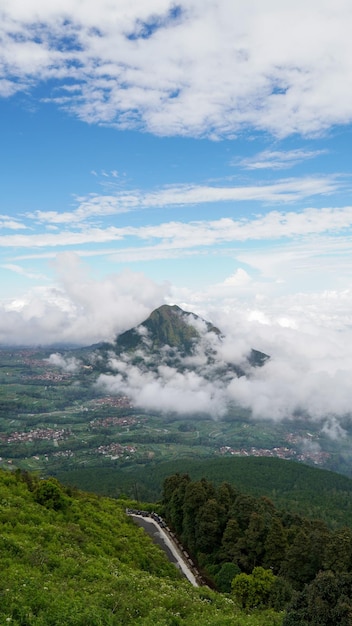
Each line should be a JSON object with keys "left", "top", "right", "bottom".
{"left": 70, "top": 299, "right": 352, "bottom": 435}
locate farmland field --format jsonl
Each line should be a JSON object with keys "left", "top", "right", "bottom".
{"left": 1, "top": 347, "right": 352, "bottom": 498}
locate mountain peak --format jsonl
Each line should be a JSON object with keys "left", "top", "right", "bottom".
{"left": 85, "top": 305, "right": 269, "bottom": 402}
{"left": 115, "top": 304, "right": 220, "bottom": 355}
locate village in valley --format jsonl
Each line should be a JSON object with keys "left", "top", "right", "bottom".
{"left": 0, "top": 348, "right": 345, "bottom": 479}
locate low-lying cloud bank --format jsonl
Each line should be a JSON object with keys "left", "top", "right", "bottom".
{"left": 92, "top": 304, "right": 352, "bottom": 435}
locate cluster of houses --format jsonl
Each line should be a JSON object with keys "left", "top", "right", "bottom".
{"left": 219, "top": 443, "right": 330, "bottom": 465}
{"left": 90, "top": 395, "right": 132, "bottom": 408}
{"left": 89, "top": 416, "right": 138, "bottom": 429}
{"left": 1, "top": 427, "right": 70, "bottom": 444}
{"left": 95, "top": 442, "right": 136, "bottom": 459}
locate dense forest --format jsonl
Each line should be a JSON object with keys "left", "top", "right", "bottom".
{"left": 56, "top": 456, "right": 352, "bottom": 529}
{"left": 162, "top": 473, "right": 352, "bottom": 623}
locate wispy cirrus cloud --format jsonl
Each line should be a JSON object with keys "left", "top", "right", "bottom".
{"left": 27, "top": 194, "right": 132, "bottom": 225}
{"left": 237, "top": 149, "right": 328, "bottom": 170}
{"left": 0, "top": 227, "right": 125, "bottom": 249}
{"left": 3, "top": 205, "right": 352, "bottom": 255}
{"left": 25, "top": 175, "right": 341, "bottom": 226}
{"left": 129, "top": 206, "right": 352, "bottom": 246}
{"left": 0, "top": 263, "right": 48, "bottom": 281}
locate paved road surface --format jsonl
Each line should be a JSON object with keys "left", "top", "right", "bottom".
{"left": 130, "top": 514, "right": 199, "bottom": 586}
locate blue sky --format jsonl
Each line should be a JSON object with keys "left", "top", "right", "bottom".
{"left": 1, "top": 0, "right": 352, "bottom": 371}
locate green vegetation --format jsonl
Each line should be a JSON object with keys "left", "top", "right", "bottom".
{"left": 3, "top": 313, "right": 352, "bottom": 624}
{"left": 114, "top": 304, "right": 205, "bottom": 354}
{"left": 0, "top": 468, "right": 283, "bottom": 625}
{"left": 2, "top": 346, "right": 352, "bottom": 499}
{"left": 55, "top": 456, "right": 352, "bottom": 529}
{"left": 162, "top": 473, "right": 352, "bottom": 622}
{"left": 232, "top": 567, "right": 279, "bottom": 610}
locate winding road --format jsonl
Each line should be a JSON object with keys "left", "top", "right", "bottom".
{"left": 128, "top": 513, "right": 200, "bottom": 586}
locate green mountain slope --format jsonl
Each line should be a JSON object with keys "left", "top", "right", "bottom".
{"left": 0, "top": 468, "right": 281, "bottom": 626}
{"left": 116, "top": 304, "right": 215, "bottom": 354}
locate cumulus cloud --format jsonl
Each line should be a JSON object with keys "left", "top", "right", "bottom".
{"left": 94, "top": 311, "right": 250, "bottom": 418}
{"left": 46, "top": 352, "right": 80, "bottom": 373}
{"left": 97, "top": 366, "right": 228, "bottom": 418}
{"left": 93, "top": 309, "right": 352, "bottom": 432}
{"left": 90, "top": 294, "right": 352, "bottom": 436}
{"left": 0, "top": 252, "right": 169, "bottom": 345}
{"left": 1, "top": 1, "right": 352, "bottom": 138}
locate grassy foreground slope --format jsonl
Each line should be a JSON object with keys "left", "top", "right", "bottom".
{"left": 0, "top": 469, "right": 282, "bottom": 626}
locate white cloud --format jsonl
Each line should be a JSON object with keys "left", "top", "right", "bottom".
{"left": 222, "top": 269, "right": 251, "bottom": 288}
{"left": 93, "top": 292, "right": 352, "bottom": 430}
{"left": 0, "top": 252, "right": 169, "bottom": 345}
{"left": 0, "top": 215, "right": 27, "bottom": 230}
{"left": 137, "top": 176, "right": 339, "bottom": 205}
{"left": 0, "top": 263, "right": 48, "bottom": 280}
{"left": 0, "top": 226, "right": 125, "bottom": 248}
{"left": 5, "top": 203, "right": 352, "bottom": 254}
{"left": 135, "top": 206, "right": 352, "bottom": 249}
{"left": 1, "top": 249, "right": 352, "bottom": 431}
{"left": 28, "top": 194, "right": 132, "bottom": 225}
{"left": 46, "top": 352, "right": 80, "bottom": 372}
{"left": 1, "top": 1, "right": 352, "bottom": 137}
{"left": 238, "top": 149, "right": 328, "bottom": 170}
{"left": 97, "top": 367, "right": 228, "bottom": 418}
{"left": 24, "top": 175, "right": 341, "bottom": 228}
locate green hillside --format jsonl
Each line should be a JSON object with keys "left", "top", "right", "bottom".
{"left": 0, "top": 468, "right": 281, "bottom": 626}
{"left": 55, "top": 456, "right": 352, "bottom": 528}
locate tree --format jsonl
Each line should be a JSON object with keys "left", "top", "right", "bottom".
{"left": 215, "top": 562, "right": 241, "bottom": 593}
{"left": 323, "top": 527, "right": 352, "bottom": 573}
{"left": 283, "top": 570, "right": 352, "bottom": 626}
{"left": 182, "top": 480, "right": 209, "bottom": 552}
{"left": 162, "top": 473, "right": 190, "bottom": 508}
{"left": 231, "top": 566, "right": 277, "bottom": 610}
{"left": 263, "top": 516, "right": 288, "bottom": 574}
{"left": 281, "top": 522, "right": 328, "bottom": 589}
{"left": 235, "top": 511, "right": 267, "bottom": 572}
{"left": 231, "top": 493, "right": 259, "bottom": 531}
{"left": 163, "top": 473, "right": 190, "bottom": 534}
{"left": 195, "top": 498, "right": 222, "bottom": 554}
{"left": 34, "top": 478, "right": 69, "bottom": 511}
{"left": 220, "top": 517, "right": 241, "bottom": 561}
